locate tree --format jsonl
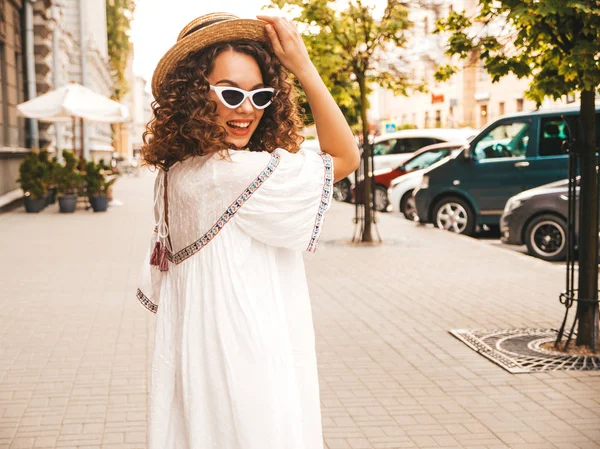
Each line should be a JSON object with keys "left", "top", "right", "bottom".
{"left": 268, "top": 0, "right": 416, "bottom": 242}
{"left": 435, "top": 0, "right": 600, "bottom": 350}
{"left": 106, "top": 0, "right": 136, "bottom": 101}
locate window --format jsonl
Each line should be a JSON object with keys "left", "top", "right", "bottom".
{"left": 392, "top": 137, "right": 442, "bottom": 154}
{"left": 0, "top": 42, "right": 6, "bottom": 145}
{"left": 538, "top": 114, "right": 600, "bottom": 157}
{"left": 480, "top": 104, "right": 488, "bottom": 127}
{"left": 539, "top": 117, "right": 573, "bottom": 157}
{"left": 373, "top": 138, "right": 397, "bottom": 156}
{"left": 435, "top": 110, "right": 442, "bottom": 128}
{"left": 516, "top": 98, "right": 524, "bottom": 112}
{"left": 14, "top": 9, "right": 24, "bottom": 147}
{"left": 473, "top": 121, "right": 530, "bottom": 160}
{"left": 499, "top": 102, "right": 505, "bottom": 116}
{"left": 404, "top": 149, "right": 451, "bottom": 171}
{"left": 424, "top": 111, "right": 430, "bottom": 128}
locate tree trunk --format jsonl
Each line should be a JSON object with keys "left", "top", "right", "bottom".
{"left": 358, "top": 73, "right": 373, "bottom": 242}
{"left": 576, "top": 88, "right": 599, "bottom": 351}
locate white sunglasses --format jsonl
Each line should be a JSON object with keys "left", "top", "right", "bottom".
{"left": 209, "top": 85, "right": 276, "bottom": 109}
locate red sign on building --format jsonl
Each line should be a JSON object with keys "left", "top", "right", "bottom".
{"left": 431, "top": 93, "right": 445, "bottom": 104}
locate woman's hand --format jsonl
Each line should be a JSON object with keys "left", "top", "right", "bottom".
{"left": 256, "top": 15, "right": 316, "bottom": 81}
{"left": 257, "top": 15, "right": 359, "bottom": 181}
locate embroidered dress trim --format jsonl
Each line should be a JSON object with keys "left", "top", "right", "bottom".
{"left": 168, "top": 152, "right": 281, "bottom": 265}
{"left": 137, "top": 288, "right": 158, "bottom": 313}
{"left": 307, "top": 152, "right": 333, "bottom": 253}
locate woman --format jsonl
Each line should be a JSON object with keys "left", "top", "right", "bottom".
{"left": 137, "top": 12, "right": 358, "bottom": 449}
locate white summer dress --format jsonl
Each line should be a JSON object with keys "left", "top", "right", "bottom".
{"left": 136, "top": 148, "right": 333, "bottom": 449}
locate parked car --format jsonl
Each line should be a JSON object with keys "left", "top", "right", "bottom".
{"left": 353, "top": 142, "right": 466, "bottom": 212}
{"left": 501, "top": 178, "right": 576, "bottom": 261}
{"left": 413, "top": 106, "right": 599, "bottom": 235}
{"left": 338, "top": 128, "right": 477, "bottom": 202}
{"left": 370, "top": 128, "right": 476, "bottom": 171}
{"left": 388, "top": 145, "right": 464, "bottom": 219}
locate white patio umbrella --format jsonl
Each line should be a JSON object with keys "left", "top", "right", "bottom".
{"left": 17, "top": 81, "right": 129, "bottom": 123}
{"left": 17, "top": 81, "right": 130, "bottom": 159}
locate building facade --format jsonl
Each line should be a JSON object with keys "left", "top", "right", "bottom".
{"left": 0, "top": 0, "right": 120, "bottom": 204}
{"left": 368, "top": 0, "right": 570, "bottom": 133}
{"left": 0, "top": 0, "right": 28, "bottom": 202}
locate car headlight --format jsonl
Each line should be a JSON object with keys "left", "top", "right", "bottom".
{"left": 420, "top": 176, "right": 430, "bottom": 190}
{"left": 504, "top": 197, "right": 526, "bottom": 212}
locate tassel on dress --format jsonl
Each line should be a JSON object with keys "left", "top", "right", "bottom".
{"left": 150, "top": 241, "right": 161, "bottom": 266}
{"left": 152, "top": 168, "right": 170, "bottom": 272}
{"left": 158, "top": 244, "right": 169, "bottom": 272}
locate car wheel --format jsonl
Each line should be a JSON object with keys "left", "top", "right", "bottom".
{"left": 433, "top": 197, "right": 475, "bottom": 236}
{"left": 524, "top": 214, "right": 567, "bottom": 261}
{"left": 373, "top": 185, "right": 389, "bottom": 212}
{"left": 400, "top": 190, "right": 418, "bottom": 221}
{"left": 333, "top": 178, "right": 351, "bottom": 202}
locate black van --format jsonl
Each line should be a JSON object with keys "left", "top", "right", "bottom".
{"left": 413, "top": 106, "right": 599, "bottom": 235}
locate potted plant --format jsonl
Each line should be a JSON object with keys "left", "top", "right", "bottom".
{"left": 84, "top": 160, "right": 116, "bottom": 212}
{"left": 56, "top": 151, "right": 83, "bottom": 213}
{"left": 38, "top": 150, "right": 60, "bottom": 205}
{"left": 17, "top": 151, "right": 49, "bottom": 213}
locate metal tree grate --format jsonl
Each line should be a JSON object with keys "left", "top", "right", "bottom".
{"left": 450, "top": 328, "right": 600, "bottom": 373}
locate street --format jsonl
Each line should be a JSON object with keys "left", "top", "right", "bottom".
{"left": 1, "top": 170, "right": 599, "bottom": 449}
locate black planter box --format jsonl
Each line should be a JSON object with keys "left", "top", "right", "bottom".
{"left": 90, "top": 195, "right": 109, "bottom": 212}
{"left": 24, "top": 196, "right": 46, "bottom": 213}
{"left": 58, "top": 194, "right": 77, "bottom": 213}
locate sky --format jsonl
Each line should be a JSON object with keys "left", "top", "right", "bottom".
{"left": 130, "top": 0, "right": 388, "bottom": 85}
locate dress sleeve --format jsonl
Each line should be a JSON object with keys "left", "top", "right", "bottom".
{"left": 136, "top": 231, "right": 164, "bottom": 313}
{"left": 234, "top": 148, "right": 334, "bottom": 252}
{"left": 136, "top": 173, "right": 167, "bottom": 314}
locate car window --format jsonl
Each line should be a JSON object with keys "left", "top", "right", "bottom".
{"left": 391, "top": 137, "right": 443, "bottom": 154}
{"left": 539, "top": 117, "right": 570, "bottom": 156}
{"left": 473, "top": 121, "right": 530, "bottom": 160}
{"left": 539, "top": 114, "right": 600, "bottom": 156}
{"left": 404, "top": 149, "right": 450, "bottom": 171}
{"left": 373, "top": 139, "right": 397, "bottom": 156}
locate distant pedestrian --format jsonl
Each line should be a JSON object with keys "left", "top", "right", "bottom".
{"left": 136, "top": 12, "right": 358, "bottom": 449}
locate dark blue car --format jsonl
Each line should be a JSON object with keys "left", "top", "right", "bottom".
{"left": 413, "top": 107, "right": 599, "bottom": 235}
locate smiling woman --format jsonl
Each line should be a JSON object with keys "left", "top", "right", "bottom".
{"left": 142, "top": 39, "right": 303, "bottom": 168}
{"left": 135, "top": 11, "right": 357, "bottom": 449}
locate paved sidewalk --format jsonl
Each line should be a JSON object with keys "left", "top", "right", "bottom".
{"left": 1, "top": 169, "right": 599, "bottom": 449}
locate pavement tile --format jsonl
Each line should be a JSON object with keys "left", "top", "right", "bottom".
{"left": 2, "top": 171, "right": 600, "bottom": 449}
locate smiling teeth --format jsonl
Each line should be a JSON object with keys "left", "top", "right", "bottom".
{"left": 228, "top": 122, "right": 250, "bottom": 129}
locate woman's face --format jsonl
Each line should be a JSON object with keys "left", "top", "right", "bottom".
{"left": 206, "top": 50, "right": 266, "bottom": 149}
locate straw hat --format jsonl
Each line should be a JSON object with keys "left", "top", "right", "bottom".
{"left": 151, "top": 13, "right": 269, "bottom": 99}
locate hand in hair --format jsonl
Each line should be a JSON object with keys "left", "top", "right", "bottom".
{"left": 256, "top": 15, "right": 313, "bottom": 81}
{"left": 257, "top": 15, "right": 360, "bottom": 182}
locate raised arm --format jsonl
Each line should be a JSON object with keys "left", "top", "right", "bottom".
{"left": 257, "top": 15, "right": 360, "bottom": 182}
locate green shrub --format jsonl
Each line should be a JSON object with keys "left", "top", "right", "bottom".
{"left": 17, "top": 152, "right": 49, "bottom": 200}
{"left": 56, "top": 151, "right": 84, "bottom": 196}
{"left": 84, "top": 160, "right": 116, "bottom": 198}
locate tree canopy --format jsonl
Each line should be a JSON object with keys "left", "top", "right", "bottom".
{"left": 268, "top": 0, "right": 416, "bottom": 127}
{"left": 267, "top": 0, "right": 417, "bottom": 242}
{"left": 436, "top": 0, "right": 600, "bottom": 350}
{"left": 106, "top": 0, "right": 136, "bottom": 100}
{"left": 434, "top": 0, "right": 600, "bottom": 104}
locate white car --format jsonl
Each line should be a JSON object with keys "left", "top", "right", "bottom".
{"left": 340, "top": 128, "right": 477, "bottom": 200}
{"left": 389, "top": 148, "right": 463, "bottom": 220}
{"left": 388, "top": 171, "right": 425, "bottom": 220}
{"left": 370, "top": 128, "right": 476, "bottom": 171}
